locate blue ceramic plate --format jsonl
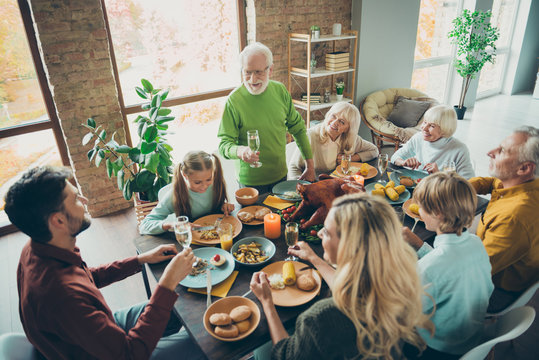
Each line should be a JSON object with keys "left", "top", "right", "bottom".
{"left": 272, "top": 180, "right": 310, "bottom": 202}
{"left": 230, "top": 237, "right": 276, "bottom": 267}
{"left": 179, "top": 247, "right": 235, "bottom": 288}
{"left": 365, "top": 183, "right": 411, "bottom": 205}
{"left": 389, "top": 168, "right": 428, "bottom": 189}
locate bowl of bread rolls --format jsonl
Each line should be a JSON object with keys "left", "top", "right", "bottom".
{"left": 235, "top": 187, "right": 259, "bottom": 206}
{"left": 203, "top": 296, "right": 261, "bottom": 341}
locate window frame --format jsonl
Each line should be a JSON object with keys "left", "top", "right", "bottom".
{"left": 101, "top": 0, "right": 247, "bottom": 147}
{"left": 0, "top": 0, "right": 71, "bottom": 236}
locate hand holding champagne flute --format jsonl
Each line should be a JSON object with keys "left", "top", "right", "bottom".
{"left": 284, "top": 222, "right": 299, "bottom": 261}
{"left": 247, "top": 130, "right": 262, "bottom": 168}
{"left": 174, "top": 216, "right": 192, "bottom": 249}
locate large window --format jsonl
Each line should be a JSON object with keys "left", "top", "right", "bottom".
{"left": 477, "top": 0, "right": 519, "bottom": 96}
{"left": 411, "top": 0, "right": 460, "bottom": 103}
{"left": 103, "top": 0, "right": 244, "bottom": 157}
{"left": 0, "top": 0, "right": 69, "bottom": 233}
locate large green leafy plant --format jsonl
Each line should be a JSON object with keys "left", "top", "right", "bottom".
{"left": 82, "top": 79, "right": 175, "bottom": 202}
{"left": 448, "top": 9, "right": 499, "bottom": 109}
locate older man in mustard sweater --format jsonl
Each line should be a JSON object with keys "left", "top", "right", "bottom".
{"left": 218, "top": 42, "right": 314, "bottom": 193}
{"left": 469, "top": 126, "right": 539, "bottom": 311}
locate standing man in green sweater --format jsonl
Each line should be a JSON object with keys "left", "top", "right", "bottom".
{"left": 218, "top": 42, "right": 315, "bottom": 193}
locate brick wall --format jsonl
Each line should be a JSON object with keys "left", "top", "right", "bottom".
{"left": 251, "top": 0, "right": 353, "bottom": 121}
{"left": 29, "top": 0, "right": 130, "bottom": 217}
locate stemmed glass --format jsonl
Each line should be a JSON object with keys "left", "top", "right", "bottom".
{"left": 174, "top": 216, "right": 192, "bottom": 249}
{"left": 378, "top": 153, "right": 389, "bottom": 183}
{"left": 247, "top": 130, "right": 262, "bottom": 168}
{"left": 341, "top": 154, "right": 352, "bottom": 175}
{"left": 284, "top": 222, "right": 299, "bottom": 261}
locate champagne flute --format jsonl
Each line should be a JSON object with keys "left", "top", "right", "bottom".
{"left": 247, "top": 130, "right": 262, "bottom": 168}
{"left": 174, "top": 216, "right": 192, "bottom": 249}
{"left": 341, "top": 154, "right": 352, "bottom": 176}
{"left": 442, "top": 161, "right": 456, "bottom": 172}
{"left": 284, "top": 222, "right": 299, "bottom": 261}
{"left": 378, "top": 153, "right": 389, "bottom": 183}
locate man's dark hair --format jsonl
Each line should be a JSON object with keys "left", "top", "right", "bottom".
{"left": 4, "top": 166, "right": 72, "bottom": 243}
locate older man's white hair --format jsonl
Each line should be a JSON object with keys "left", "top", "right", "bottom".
{"left": 515, "top": 126, "right": 539, "bottom": 175}
{"left": 240, "top": 42, "right": 273, "bottom": 68}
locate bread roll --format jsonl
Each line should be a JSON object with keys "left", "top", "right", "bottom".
{"left": 214, "top": 324, "right": 239, "bottom": 338}
{"left": 254, "top": 207, "right": 271, "bottom": 220}
{"left": 235, "top": 319, "right": 251, "bottom": 333}
{"left": 238, "top": 211, "right": 254, "bottom": 223}
{"left": 399, "top": 177, "right": 414, "bottom": 187}
{"left": 209, "top": 313, "right": 232, "bottom": 326}
{"left": 229, "top": 305, "right": 252, "bottom": 322}
{"left": 296, "top": 273, "right": 317, "bottom": 291}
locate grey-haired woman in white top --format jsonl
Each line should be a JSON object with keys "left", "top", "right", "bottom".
{"left": 288, "top": 102, "right": 379, "bottom": 179}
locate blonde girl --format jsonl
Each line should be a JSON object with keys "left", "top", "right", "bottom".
{"left": 139, "top": 151, "right": 234, "bottom": 235}
{"left": 251, "top": 193, "right": 432, "bottom": 359}
{"left": 288, "top": 102, "right": 378, "bottom": 179}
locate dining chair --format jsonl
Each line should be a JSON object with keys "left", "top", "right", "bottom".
{"left": 0, "top": 333, "right": 40, "bottom": 360}
{"left": 460, "top": 306, "right": 536, "bottom": 360}
{"left": 487, "top": 281, "right": 539, "bottom": 317}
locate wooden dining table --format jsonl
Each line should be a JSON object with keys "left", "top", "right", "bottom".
{"left": 133, "top": 160, "right": 489, "bottom": 360}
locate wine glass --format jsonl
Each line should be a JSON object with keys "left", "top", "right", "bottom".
{"left": 174, "top": 216, "right": 192, "bottom": 249}
{"left": 247, "top": 130, "right": 262, "bottom": 168}
{"left": 341, "top": 154, "right": 352, "bottom": 175}
{"left": 378, "top": 154, "right": 389, "bottom": 183}
{"left": 284, "top": 222, "right": 299, "bottom": 261}
{"left": 442, "top": 161, "right": 456, "bottom": 172}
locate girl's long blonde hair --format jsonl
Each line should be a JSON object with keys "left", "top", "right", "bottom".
{"left": 172, "top": 151, "right": 228, "bottom": 218}
{"left": 317, "top": 102, "right": 361, "bottom": 153}
{"left": 330, "top": 194, "right": 432, "bottom": 359}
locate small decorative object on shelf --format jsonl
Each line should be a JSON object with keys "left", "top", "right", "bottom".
{"left": 310, "top": 25, "right": 320, "bottom": 39}
{"left": 332, "top": 23, "right": 342, "bottom": 36}
{"left": 335, "top": 79, "right": 345, "bottom": 101}
{"left": 325, "top": 51, "right": 349, "bottom": 71}
{"left": 324, "top": 89, "right": 331, "bottom": 103}
{"left": 310, "top": 52, "right": 317, "bottom": 73}
{"left": 301, "top": 93, "right": 322, "bottom": 104}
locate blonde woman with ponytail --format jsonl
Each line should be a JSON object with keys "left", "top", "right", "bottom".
{"left": 139, "top": 151, "right": 234, "bottom": 235}
{"left": 250, "top": 193, "right": 432, "bottom": 360}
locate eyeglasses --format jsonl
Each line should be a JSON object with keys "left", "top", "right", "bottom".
{"left": 242, "top": 66, "right": 269, "bottom": 77}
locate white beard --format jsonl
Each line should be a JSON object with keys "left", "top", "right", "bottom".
{"left": 244, "top": 78, "right": 269, "bottom": 95}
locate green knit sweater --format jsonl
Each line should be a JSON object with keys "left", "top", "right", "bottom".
{"left": 272, "top": 298, "right": 360, "bottom": 360}
{"left": 218, "top": 81, "right": 312, "bottom": 186}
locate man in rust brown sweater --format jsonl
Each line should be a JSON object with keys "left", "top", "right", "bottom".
{"left": 5, "top": 166, "right": 204, "bottom": 359}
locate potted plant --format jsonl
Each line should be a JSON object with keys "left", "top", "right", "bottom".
{"left": 310, "top": 25, "right": 320, "bottom": 39}
{"left": 335, "top": 79, "right": 345, "bottom": 101}
{"left": 81, "top": 79, "right": 175, "bottom": 202}
{"left": 448, "top": 9, "right": 499, "bottom": 119}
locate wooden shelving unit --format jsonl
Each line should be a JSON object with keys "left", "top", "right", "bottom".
{"left": 287, "top": 31, "right": 358, "bottom": 128}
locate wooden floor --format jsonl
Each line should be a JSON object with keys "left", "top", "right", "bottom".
{"left": 0, "top": 93, "right": 538, "bottom": 358}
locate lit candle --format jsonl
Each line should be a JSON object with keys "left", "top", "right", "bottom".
{"left": 264, "top": 213, "right": 281, "bottom": 239}
{"left": 353, "top": 175, "right": 365, "bottom": 186}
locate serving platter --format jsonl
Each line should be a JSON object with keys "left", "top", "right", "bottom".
{"left": 272, "top": 180, "right": 310, "bottom": 202}
{"left": 365, "top": 183, "right": 411, "bottom": 205}
{"left": 192, "top": 214, "right": 242, "bottom": 245}
{"left": 261, "top": 261, "right": 322, "bottom": 307}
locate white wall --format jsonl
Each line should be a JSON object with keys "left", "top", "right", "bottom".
{"left": 352, "top": 0, "right": 420, "bottom": 140}
{"left": 511, "top": 0, "right": 539, "bottom": 94}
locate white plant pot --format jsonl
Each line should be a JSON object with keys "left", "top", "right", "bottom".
{"left": 336, "top": 94, "right": 343, "bottom": 101}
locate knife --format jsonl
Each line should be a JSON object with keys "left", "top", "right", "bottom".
{"left": 206, "top": 269, "right": 212, "bottom": 308}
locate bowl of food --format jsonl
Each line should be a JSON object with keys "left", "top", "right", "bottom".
{"left": 235, "top": 187, "right": 259, "bottom": 206}
{"left": 203, "top": 296, "right": 261, "bottom": 341}
{"left": 230, "top": 237, "right": 275, "bottom": 267}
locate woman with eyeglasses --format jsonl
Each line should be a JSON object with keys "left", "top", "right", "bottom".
{"left": 250, "top": 193, "right": 432, "bottom": 360}
{"left": 288, "top": 102, "right": 378, "bottom": 180}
